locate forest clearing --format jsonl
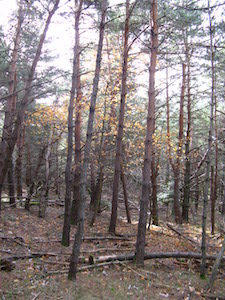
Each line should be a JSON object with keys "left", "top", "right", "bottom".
{"left": 0, "top": 0, "right": 225, "bottom": 299}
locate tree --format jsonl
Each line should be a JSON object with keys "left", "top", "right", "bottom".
{"left": 109, "top": 0, "right": 130, "bottom": 234}
{"left": 62, "top": 0, "right": 83, "bottom": 246}
{"left": 70, "top": 0, "right": 84, "bottom": 226}
{"left": 200, "top": 0, "right": 215, "bottom": 278}
{"left": 136, "top": 0, "right": 158, "bottom": 266}
{"left": 0, "top": 0, "right": 60, "bottom": 211}
{"left": 68, "top": 0, "right": 108, "bottom": 280}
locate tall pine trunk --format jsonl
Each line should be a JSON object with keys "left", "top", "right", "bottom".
{"left": 109, "top": 0, "right": 130, "bottom": 234}
{"left": 16, "top": 125, "right": 25, "bottom": 200}
{"left": 200, "top": 0, "right": 214, "bottom": 277}
{"left": 70, "top": 0, "right": 83, "bottom": 225}
{"left": 182, "top": 53, "right": 191, "bottom": 222}
{"left": 173, "top": 63, "right": 186, "bottom": 224}
{"left": 211, "top": 91, "right": 218, "bottom": 235}
{"left": 62, "top": 0, "right": 83, "bottom": 244}
{"left": 8, "top": 159, "right": 15, "bottom": 206}
{"left": 68, "top": 0, "right": 108, "bottom": 280}
{"left": 136, "top": 0, "right": 158, "bottom": 266}
{"left": 39, "top": 131, "right": 52, "bottom": 218}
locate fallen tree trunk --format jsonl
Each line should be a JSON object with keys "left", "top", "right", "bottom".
{"left": 0, "top": 252, "right": 59, "bottom": 264}
{"left": 47, "top": 260, "right": 128, "bottom": 275}
{"left": 92, "top": 251, "right": 225, "bottom": 264}
{"left": 33, "top": 236, "right": 131, "bottom": 243}
{"left": 47, "top": 251, "right": 225, "bottom": 276}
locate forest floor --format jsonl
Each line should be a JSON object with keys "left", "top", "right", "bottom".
{"left": 0, "top": 196, "right": 225, "bottom": 300}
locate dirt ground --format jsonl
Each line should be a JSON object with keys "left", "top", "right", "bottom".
{"left": 0, "top": 202, "right": 224, "bottom": 300}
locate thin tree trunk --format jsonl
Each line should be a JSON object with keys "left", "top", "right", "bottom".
{"left": 206, "top": 237, "right": 225, "bottom": 291}
{"left": 39, "top": 131, "right": 52, "bottom": 218}
{"left": 151, "top": 161, "right": 158, "bottom": 226}
{"left": 212, "top": 91, "right": 218, "bottom": 235}
{"left": 25, "top": 143, "right": 32, "bottom": 187}
{"left": 54, "top": 140, "right": 61, "bottom": 199}
{"left": 89, "top": 96, "right": 107, "bottom": 226}
{"left": 90, "top": 165, "right": 104, "bottom": 227}
{"left": 210, "top": 166, "right": 215, "bottom": 234}
{"left": 90, "top": 40, "right": 119, "bottom": 219}
{"left": 89, "top": 158, "right": 96, "bottom": 210}
{"left": 15, "top": 125, "right": 25, "bottom": 200}
{"left": 120, "top": 162, "right": 131, "bottom": 224}
{"left": 25, "top": 146, "right": 46, "bottom": 210}
{"left": 200, "top": 0, "right": 214, "bottom": 277}
{"left": 109, "top": 0, "right": 130, "bottom": 234}
{"left": 182, "top": 53, "right": 191, "bottom": 222}
{"left": 0, "top": 0, "right": 60, "bottom": 211}
{"left": 7, "top": 159, "right": 16, "bottom": 206}
{"left": 195, "top": 175, "right": 199, "bottom": 212}
{"left": 62, "top": 0, "right": 83, "bottom": 244}
{"left": 70, "top": 0, "right": 83, "bottom": 226}
{"left": 136, "top": 0, "right": 158, "bottom": 266}
{"left": 221, "top": 180, "right": 225, "bottom": 216}
{"left": 68, "top": 0, "right": 108, "bottom": 281}
{"left": 173, "top": 63, "right": 186, "bottom": 224}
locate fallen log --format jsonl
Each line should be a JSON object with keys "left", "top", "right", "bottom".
{"left": 47, "top": 260, "right": 130, "bottom": 275}
{"left": 91, "top": 251, "right": 225, "bottom": 264}
{"left": 0, "top": 252, "right": 58, "bottom": 264}
{"left": 33, "top": 236, "right": 131, "bottom": 243}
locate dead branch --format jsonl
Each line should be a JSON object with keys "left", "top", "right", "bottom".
{"left": 33, "top": 236, "right": 131, "bottom": 243}
{"left": 46, "top": 260, "right": 129, "bottom": 275}
{"left": 0, "top": 236, "right": 28, "bottom": 247}
{"left": 166, "top": 223, "right": 217, "bottom": 249}
{"left": 166, "top": 223, "right": 199, "bottom": 248}
{"left": 0, "top": 252, "right": 59, "bottom": 264}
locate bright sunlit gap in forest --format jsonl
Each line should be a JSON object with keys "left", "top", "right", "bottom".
{"left": 0, "top": 0, "right": 225, "bottom": 298}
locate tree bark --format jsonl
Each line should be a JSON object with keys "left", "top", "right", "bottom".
{"left": 39, "top": 131, "right": 52, "bottom": 218}
{"left": 212, "top": 88, "right": 218, "bottom": 235}
{"left": 68, "top": 0, "right": 108, "bottom": 281}
{"left": 109, "top": 0, "right": 130, "bottom": 234}
{"left": 25, "top": 143, "right": 32, "bottom": 187}
{"left": 7, "top": 159, "right": 16, "bottom": 206}
{"left": 151, "top": 160, "right": 158, "bottom": 226}
{"left": 15, "top": 125, "right": 25, "bottom": 200}
{"left": 210, "top": 166, "right": 215, "bottom": 234}
{"left": 173, "top": 63, "right": 186, "bottom": 224}
{"left": 206, "top": 237, "right": 225, "bottom": 291}
{"left": 70, "top": 0, "right": 83, "bottom": 226}
{"left": 200, "top": 0, "right": 214, "bottom": 277}
{"left": 62, "top": 0, "right": 83, "bottom": 244}
{"left": 182, "top": 52, "right": 191, "bottom": 222}
{"left": 120, "top": 162, "right": 131, "bottom": 224}
{"left": 136, "top": 0, "right": 158, "bottom": 266}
